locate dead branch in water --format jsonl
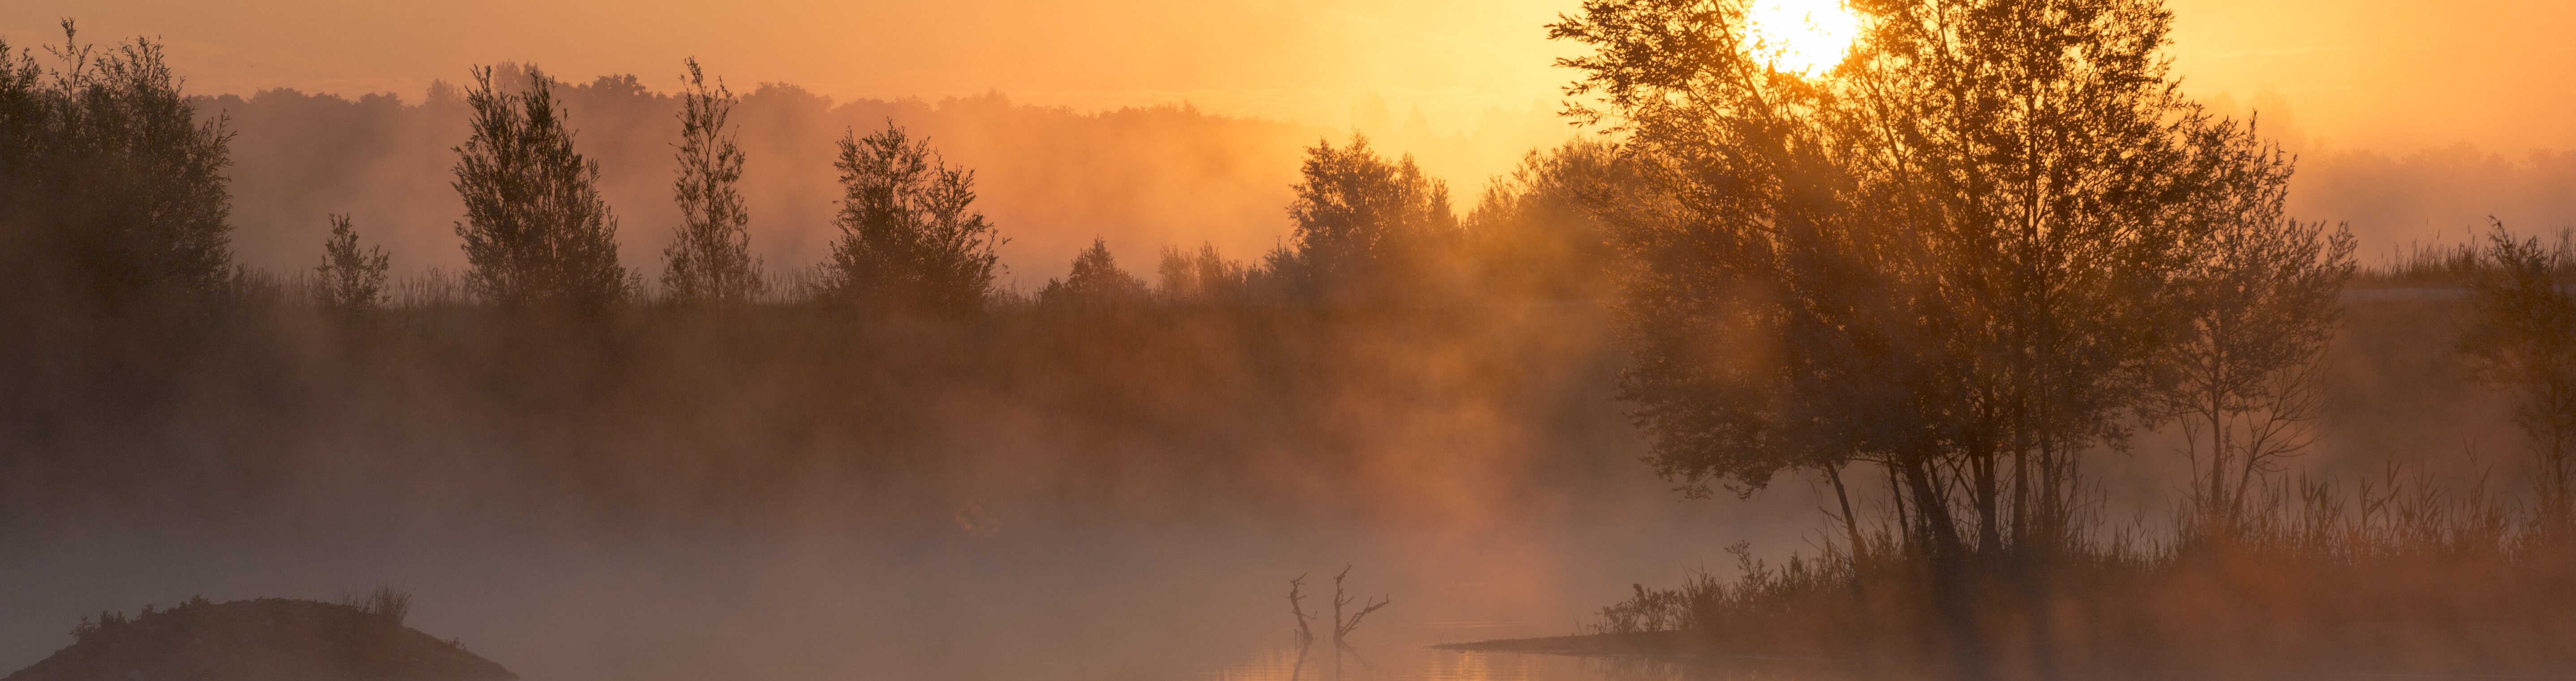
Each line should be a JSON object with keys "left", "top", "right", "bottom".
{"left": 1286, "top": 573, "right": 1316, "bottom": 645}
{"left": 1330, "top": 565, "right": 1390, "bottom": 644}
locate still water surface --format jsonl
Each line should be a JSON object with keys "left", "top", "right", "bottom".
{"left": 1204, "top": 639, "right": 1846, "bottom": 681}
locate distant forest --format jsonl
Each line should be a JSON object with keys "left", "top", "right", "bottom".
{"left": 0, "top": 25, "right": 1640, "bottom": 538}
{"left": 197, "top": 66, "right": 2576, "bottom": 294}
{"left": 200, "top": 64, "right": 1583, "bottom": 290}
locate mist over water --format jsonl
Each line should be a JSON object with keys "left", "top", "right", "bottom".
{"left": 0, "top": 422, "right": 1807, "bottom": 681}
{"left": 6, "top": 3, "right": 2575, "bottom": 679}
{"left": 0, "top": 300, "right": 2524, "bottom": 681}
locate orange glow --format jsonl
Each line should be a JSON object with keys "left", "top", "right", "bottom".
{"left": 1742, "top": 0, "right": 1862, "bottom": 77}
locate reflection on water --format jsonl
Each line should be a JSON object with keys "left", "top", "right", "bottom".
{"left": 1204, "top": 644, "right": 1822, "bottom": 681}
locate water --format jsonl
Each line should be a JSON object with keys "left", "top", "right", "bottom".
{"left": 1203, "top": 644, "right": 1840, "bottom": 681}
{"left": 1208, "top": 646, "right": 1619, "bottom": 681}
{"left": 0, "top": 467, "right": 1830, "bottom": 681}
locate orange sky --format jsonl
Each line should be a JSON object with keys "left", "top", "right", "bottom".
{"left": 7, "top": 0, "right": 2568, "bottom": 150}
{"left": 7, "top": 0, "right": 2573, "bottom": 281}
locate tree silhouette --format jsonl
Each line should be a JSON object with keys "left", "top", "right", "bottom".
{"left": 818, "top": 121, "right": 1003, "bottom": 316}
{"left": 1278, "top": 134, "right": 1460, "bottom": 303}
{"left": 1155, "top": 242, "right": 1247, "bottom": 305}
{"left": 0, "top": 22, "right": 236, "bottom": 313}
{"left": 2156, "top": 117, "right": 2357, "bottom": 522}
{"left": 1038, "top": 237, "right": 1149, "bottom": 313}
{"left": 1466, "top": 139, "right": 1633, "bottom": 301}
{"left": 451, "top": 64, "right": 632, "bottom": 311}
{"left": 660, "top": 57, "right": 763, "bottom": 305}
{"left": 2462, "top": 223, "right": 2576, "bottom": 533}
{"left": 314, "top": 214, "right": 390, "bottom": 315}
{"left": 1557, "top": 0, "right": 2280, "bottom": 559}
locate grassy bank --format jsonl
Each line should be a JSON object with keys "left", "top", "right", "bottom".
{"left": 1552, "top": 469, "right": 2576, "bottom": 679}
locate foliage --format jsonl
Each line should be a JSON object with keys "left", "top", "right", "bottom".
{"left": 818, "top": 121, "right": 1003, "bottom": 316}
{"left": 451, "top": 64, "right": 634, "bottom": 311}
{"left": 1587, "top": 541, "right": 1851, "bottom": 637}
{"left": 1276, "top": 134, "right": 1462, "bottom": 303}
{"left": 1038, "top": 237, "right": 1149, "bottom": 313}
{"left": 1592, "top": 466, "right": 2576, "bottom": 674}
{"left": 337, "top": 584, "right": 412, "bottom": 625}
{"left": 1557, "top": 0, "right": 2293, "bottom": 558}
{"left": 660, "top": 57, "right": 764, "bottom": 304}
{"left": 2461, "top": 223, "right": 2576, "bottom": 530}
{"left": 2156, "top": 117, "right": 2358, "bottom": 518}
{"left": 2357, "top": 239, "right": 2482, "bottom": 288}
{"left": 1155, "top": 242, "right": 1248, "bottom": 305}
{"left": 69, "top": 610, "right": 130, "bottom": 644}
{"left": 314, "top": 214, "right": 391, "bottom": 315}
{"left": 0, "top": 22, "right": 236, "bottom": 313}
{"left": 1465, "top": 138, "right": 1635, "bottom": 301}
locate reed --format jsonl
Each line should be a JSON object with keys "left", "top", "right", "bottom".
{"left": 1587, "top": 463, "right": 2576, "bottom": 677}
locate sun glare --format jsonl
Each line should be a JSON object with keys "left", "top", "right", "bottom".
{"left": 1742, "top": 0, "right": 1862, "bottom": 77}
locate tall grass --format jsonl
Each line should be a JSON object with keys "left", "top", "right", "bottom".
{"left": 336, "top": 584, "right": 412, "bottom": 625}
{"left": 2357, "top": 229, "right": 2576, "bottom": 289}
{"left": 391, "top": 268, "right": 470, "bottom": 309}
{"left": 1589, "top": 463, "right": 2576, "bottom": 676}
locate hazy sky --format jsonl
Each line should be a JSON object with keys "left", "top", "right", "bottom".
{"left": 4, "top": 0, "right": 2570, "bottom": 150}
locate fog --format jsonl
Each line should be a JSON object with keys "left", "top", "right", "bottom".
{"left": 0, "top": 301, "right": 1838, "bottom": 681}
{"left": 5, "top": 1, "right": 2575, "bottom": 679}
{"left": 199, "top": 71, "right": 1574, "bottom": 288}
{"left": 0, "top": 297, "right": 2532, "bottom": 680}
{"left": 201, "top": 78, "right": 2576, "bottom": 296}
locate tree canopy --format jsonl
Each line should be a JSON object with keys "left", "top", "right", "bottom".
{"left": 1277, "top": 134, "right": 1462, "bottom": 303}
{"left": 818, "top": 121, "right": 1003, "bottom": 316}
{"left": 661, "top": 57, "right": 763, "bottom": 305}
{"left": 1558, "top": 0, "right": 2350, "bottom": 557}
{"left": 451, "top": 64, "right": 633, "bottom": 311}
{"left": 0, "top": 22, "right": 235, "bottom": 314}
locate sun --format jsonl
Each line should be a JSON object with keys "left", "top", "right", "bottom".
{"left": 1742, "top": 0, "right": 1863, "bottom": 78}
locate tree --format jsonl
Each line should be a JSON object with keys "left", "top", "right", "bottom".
{"left": 1278, "top": 134, "right": 1461, "bottom": 303}
{"left": 1466, "top": 138, "right": 1634, "bottom": 301}
{"left": 1156, "top": 242, "right": 1248, "bottom": 305}
{"left": 1556, "top": 0, "right": 2263, "bottom": 559}
{"left": 660, "top": 58, "right": 763, "bottom": 304}
{"left": 2156, "top": 118, "right": 2357, "bottom": 523}
{"left": 451, "top": 64, "right": 632, "bottom": 311}
{"left": 314, "top": 214, "right": 391, "bottom": 315}
{"left": 2461, "top": 222, "right": 2576, "bottom": 533}
{"left": 818, "top": 121, "right": 1003, "bottom": 316}
{"left": 0, "top": 22, "right": 236, "bottom": 313}
{"left": 1038, "top": 237, "right": 1149, "bottom": 312}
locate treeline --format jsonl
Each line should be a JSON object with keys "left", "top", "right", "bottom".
{"left": 0, "top": 26, "right": 1645, "bottom": 530}
{"left": 200, "top": 69, "right": 1580, "bottom": 291}
{"left": 1, "top": 21, "right": 1626, "bottom": 320}
{"left": 293, "top": 71, "right": 1618, "bottom": 315}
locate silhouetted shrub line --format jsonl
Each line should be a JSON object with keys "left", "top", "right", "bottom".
{"left": 1576, "top": 465, "right": 2576, "bottom": 674}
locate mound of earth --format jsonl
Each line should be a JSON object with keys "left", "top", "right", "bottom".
{"left": 5, "top": 598, "right": 514, "bottom": 681}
